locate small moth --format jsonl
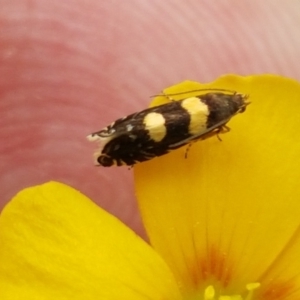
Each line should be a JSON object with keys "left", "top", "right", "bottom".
{"left": 87, "top": 89, "right": 250, "bottom": 167}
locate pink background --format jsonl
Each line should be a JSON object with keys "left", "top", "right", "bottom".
{"left": 1, "top": 0, "right": 300, "bottom": 236}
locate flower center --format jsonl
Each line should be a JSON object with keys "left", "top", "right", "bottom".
{"left": 203, "top": 282, "right": 260, "bottom": 300}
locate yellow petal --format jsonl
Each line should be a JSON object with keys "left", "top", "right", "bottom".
{"left": 135, "top": 75, "right": 300, "bottom": 299}
{"left": 0, "top": 181, "right": 181, "bottom": 300}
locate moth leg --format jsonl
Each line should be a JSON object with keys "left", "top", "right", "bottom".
{"left": 181, "top": 124, "right": 230, "bottom": 159}
{"left": 185, "top": 142, "right": 195, "bottom": 159}
{"left": 216, "top": 124, "right": 231, "bottom": 141}
{"left": 199, "top": 124, "right": 231, "bottom": 142}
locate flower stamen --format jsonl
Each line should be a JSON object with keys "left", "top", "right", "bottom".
{"left": 204, "top": 285, "right": 215, "bottom": 300}
{"left": 203, "top": 282, "right": 260, "bottom": 300}
{"left": 245, "top": 283, "right": 261, "bottom": 300}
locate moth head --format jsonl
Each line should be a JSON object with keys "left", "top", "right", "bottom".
{"left": 95, "top": 154, "right": 115, "bottom": 167}
{"left": 233, "top": 93, "right": 250, "bottom": 114}
{"left": 87, "top": 130, "right": 114, "bottom": 166}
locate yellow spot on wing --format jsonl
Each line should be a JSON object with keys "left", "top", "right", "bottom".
{"left": 181, "top": 97, "right": 209, "bottom": 135}
{"left": 143, "top": 112, "right": 167, "bottom": 142}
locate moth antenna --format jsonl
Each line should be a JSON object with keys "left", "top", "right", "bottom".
{"left": 151, "top": 88, "right": 237, "bottom": 98}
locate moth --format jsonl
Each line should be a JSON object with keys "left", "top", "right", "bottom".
{"left": 87, "top": 89, "right": 249, "bottom": 167}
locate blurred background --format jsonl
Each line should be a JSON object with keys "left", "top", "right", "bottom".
{"left": 1, "top": 0, "right": 300, "bottom": 237}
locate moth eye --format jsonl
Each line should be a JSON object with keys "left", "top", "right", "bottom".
{"left": 98, "top": 155, "right": 114, "bottom": 167}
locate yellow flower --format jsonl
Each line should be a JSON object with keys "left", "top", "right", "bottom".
{"left": 0, "top": 181, "right": 181, "bottom": 300}
{"left": 0, "top": 75, "right": 300, "bottom": 300}
{"left": 135, "top": 75, "right": 300, "bottom": 299}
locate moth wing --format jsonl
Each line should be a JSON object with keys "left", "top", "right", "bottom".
{"left": 88, "top": 110, "right": 147, "bottom": 140}
{"left": 168, "top": 117, "right": 232, "bottom": 149}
